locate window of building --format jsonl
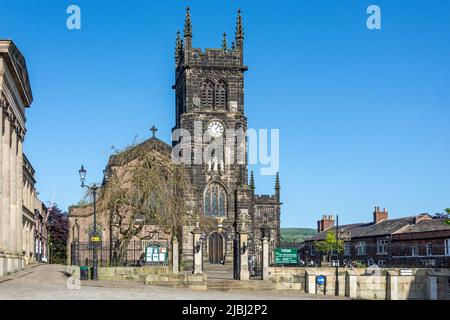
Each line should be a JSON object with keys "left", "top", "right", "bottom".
{"left": 378, "top": 260, "right": 386, "bottom": 267}
{"left": 201, "top": 80, "right": 214, "bottom": 108}
{"left": 376, "top": 240, "right": 388, "bottom": 255}
{"left": 448, "top": 278, "right": 450, "bottom": 295}
{"left": 344, "top": 242, "right": 351, "bottom": 256}
{"left": 215, "top": 80, "right": 227, "bottom": 109}
{"left": 426, "top": 243, "right": 433, "bottom": 256}
{"left": 356, "top": 241, "right": 366, "bottom": 255}
{"left": 412, "top": 245, "right": 419, "bottom": 257}
{"left": 445, "top": 239, "right": 450, "bottom": 256}
{"left": 309, "top": 244, "right": 315, "bottom": 257}
{"left": 204, "top": 183, "right": 227, "bottom": 217}
{"left": 219, "top": 192, "right": 226, "bottom": 216}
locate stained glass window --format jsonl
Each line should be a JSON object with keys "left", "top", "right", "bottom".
{"left": 212, "top": 191, "right": 218, "bottom": 216}
{"left": 219, "top": 192, "right": 225, "bottom": 216}
{"left": 204, "top": 184, "right": 227, "bottom": 217}
{"left": 205, "top": 193, "right": 211, "bottom": 216}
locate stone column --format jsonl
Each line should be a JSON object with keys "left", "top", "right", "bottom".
{"left": 345, "top": 269, "right": 357, "bottom": 299}
{"left": 386, "top": 270, "right": 398, "bottom": 300}
{"left": 26, "top": 222, "right": 30, "bottom": 265}
{"left": 26, "top": 223, "right": 29, "bottom": 262}
{"left": 22, "top": 223, "right": 25, "bottom": 263}
{"left": 239, "top": 231, "right": 249, "bottom": 280}
{"left": 9, "top": 126, "right": 17, "bottom": 260}
{"left": 0, "top": 109, "right": 3, "bottom": 277}
{"left": 181, "top": 225, "right": 195, "bottom": 270}
{"left": 0, "top": 255, "right": 4, "bottom": 277}
{"left": 2, "top": 113, "right": 11, "bottom": 254}
{"left": 426, "top": 275, "right": 438, "bottom": 300}
{"left": 172, "top": 236, "right": 179, "bottom": 275}
{"left": 0, "top": 107, "right": 3, "bottom": 247}
{"left": 16, "top": 134, "right": 23, "bottom": 268}
{"left": 224, "top": 235, "right": 233, "bottom": 266}
{"left": 192, "top": 230, "right": 203, "bottom": 275}
{"left": 305, "top": 268, "right": 317, "bottom": 294}
{"left": 262, "top": 236, "right": 269, "bottom": 280}
{"left": 31, "top": 223, "right": 35, "bottom": 263}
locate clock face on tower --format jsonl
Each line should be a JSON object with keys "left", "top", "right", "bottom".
{"left": 207, "top": 120, "right": 224, "bottom": 138}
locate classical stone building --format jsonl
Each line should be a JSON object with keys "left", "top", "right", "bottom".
{"left": 22, "top": 154, "right": 37, "bottom": 265}
{"left": 0, "top": 40, "right": 33, "bottom": 276}
{"left": 68, "top": 9, "right": 281, "bottom": 272}
{"left": 33, "top": 198, "right": 48, "bottom": 263}
{"left": 22, "top": 154, "right": 48, "bottom": 265}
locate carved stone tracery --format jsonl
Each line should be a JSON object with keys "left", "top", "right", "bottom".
{"left": 191, "top": 66, "right": 240, "bottom": 76}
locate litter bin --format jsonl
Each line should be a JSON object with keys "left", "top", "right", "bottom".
{"left": 80, "top": 266, "right": 89, "bottom": 281}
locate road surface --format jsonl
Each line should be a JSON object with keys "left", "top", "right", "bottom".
{"left": 0, "top": 264, "right": 347, "bottom": 300}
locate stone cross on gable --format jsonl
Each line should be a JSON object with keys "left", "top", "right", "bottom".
{"left": 150, "top": 125, "right": 158, "bottom": 138}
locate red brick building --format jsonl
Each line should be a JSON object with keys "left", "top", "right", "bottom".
{"left": 303, "top": 207, "right": 450, "bottom": 268}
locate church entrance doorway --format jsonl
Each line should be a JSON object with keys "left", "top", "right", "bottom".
{"left": 208, "top": 232, "right": 224, "bottom": 264}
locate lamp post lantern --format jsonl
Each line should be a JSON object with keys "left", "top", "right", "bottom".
{"left": 79, "top": 165, "right": 86, "bottom": 187}
{"left": 78, "top": 165, "right": 106, "bottom": 281}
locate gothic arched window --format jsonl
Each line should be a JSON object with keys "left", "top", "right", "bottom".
{"left": 215, "top": 80, "right": 227, "bottom": 109}
{"left": 204, "top": 184, "right": 227, "bottom": 217}
{"left": 219, "top": 192, "right": 226, "bottom": 216}
{"left": 201, "top": 80, "right": 214, "bottom": 108}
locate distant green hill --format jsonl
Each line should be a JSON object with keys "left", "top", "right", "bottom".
{"left": 280, "top": 228, "right": 317, "bottom": 242}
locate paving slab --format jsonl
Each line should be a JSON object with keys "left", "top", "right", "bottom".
{"left": 0, "top": 264, "right": 349, "bottom": 300}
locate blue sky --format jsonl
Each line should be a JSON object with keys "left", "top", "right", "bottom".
{"left": 1, "top": 0, "right": 449, "bottom": 228}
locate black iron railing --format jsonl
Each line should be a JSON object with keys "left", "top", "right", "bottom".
{"left": 272, "top": 242, "right": 450, "bottom": 268}
{"left": 70, "top": 240, "right": 171, "bottom": 267}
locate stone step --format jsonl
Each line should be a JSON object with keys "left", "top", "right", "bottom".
{"left": 204, "top": 264, "right": 233, "bottom": 271}
{"left": 207, "top": 279, "right": 275, "bottom": 292}
{"left": 144, "top": 272, "right": 208, "bottom": 291}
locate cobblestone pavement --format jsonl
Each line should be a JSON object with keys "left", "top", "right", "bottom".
{"left": 0, "top": 264, "right": 348, "bottom": 300}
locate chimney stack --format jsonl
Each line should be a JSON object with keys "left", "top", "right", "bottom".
{"left": 373, "top": 206, "right": 388, "bottom": 224}
{"left": 413, "top": 213, "right": 432, "bottom": 224}
{"left": 317, "top": 214, "right": 335, "bottom": 233}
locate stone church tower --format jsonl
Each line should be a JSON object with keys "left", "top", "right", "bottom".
{"left": 173, "top": 8, "right": 281, "bottom": 270}
{"left": 67, "top": 8, "right": 281, "bottom": 275}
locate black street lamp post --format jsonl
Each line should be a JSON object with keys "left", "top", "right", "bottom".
{"left": 78, "top": 165, "right": 109, "bottom": 281}
{"left": 335, "top": 215, "right": 339, "bottom": 296}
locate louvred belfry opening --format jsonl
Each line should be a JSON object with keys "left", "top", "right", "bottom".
{"left": 215, "top": 80, "right": 227, "bottom": 109}
{"left": 202, "top": 80, "right": 214, "bottom": 108}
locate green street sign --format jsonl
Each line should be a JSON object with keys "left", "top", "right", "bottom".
{"left": 274, "top": 248, "right": 298, "bottom": 265}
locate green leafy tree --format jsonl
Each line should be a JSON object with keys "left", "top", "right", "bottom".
{"left": 75, "top": 199, "right": 89, "bottom": 206}
{"left": 445, "top": 208, "right": 450, "bottom": 226}
{"left": 280, "top": 228, "right": 317, "bottom": 242}
{"left": 47, "top": 205, "right": 69, "bottom": 264}
{"left": 98, "top": 147, "right": 191, "bottom": 264}
{"left": 313, "top": 231, "right": 344, "bottom": 262}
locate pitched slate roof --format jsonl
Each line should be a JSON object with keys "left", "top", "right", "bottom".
{"left": 396, "top": 218, "right": 450, "bottom": 234}
{"left": 107, "top": 137, "right": 172, "bottom": 167}
{"left": 124, "top": 136, "right": 172, "bottom": 156}
{"left": 308, "top": 217, "right": 416, "bottom": 241}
